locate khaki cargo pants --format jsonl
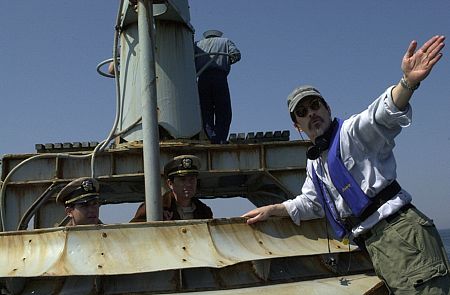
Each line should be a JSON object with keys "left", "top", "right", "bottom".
{"left": 365, "top": 206, "right": 450, "bottom": 294}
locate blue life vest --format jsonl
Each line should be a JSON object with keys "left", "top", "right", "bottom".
{"left": 311, "top": 118, "right": 372, "bottom": 239}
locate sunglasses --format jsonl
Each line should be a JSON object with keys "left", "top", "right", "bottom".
{"left": 294, "top": 98, "right": 322, "bottom": 117}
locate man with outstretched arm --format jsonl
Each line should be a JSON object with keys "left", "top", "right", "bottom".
{"left": 242, "top": 35, "right": 449, "bottom": 294}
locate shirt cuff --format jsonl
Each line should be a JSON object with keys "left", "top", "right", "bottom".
{"left": 384, "top": 85, "right": 412, "bottom": 127}
{"left": 283, "top": 200, "right": 301, "bottom": 225}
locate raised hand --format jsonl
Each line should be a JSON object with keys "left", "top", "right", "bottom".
{"left": 402, "top": 35, "right": 445, "bottom": 86}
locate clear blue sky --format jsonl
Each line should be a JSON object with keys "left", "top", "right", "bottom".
{"left": 1, "top": 1, "right": 449, "bottom": 228}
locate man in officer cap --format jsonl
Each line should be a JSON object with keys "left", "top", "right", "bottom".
{"left": 56, "top": 177, "right": 102, "bottom": 226}
{"left": 131, "top": 155, "right": 213, "bottom": 222}
{"left": 195, "top": 30, "right": 241, "bottom": 144}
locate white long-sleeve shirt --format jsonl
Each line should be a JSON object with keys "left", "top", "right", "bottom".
{"left": 283, "top": 86, "right": 413, "bottom": 237}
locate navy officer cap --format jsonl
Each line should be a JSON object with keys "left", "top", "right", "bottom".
{"left": 56, "top": 177, "right": 100, "bottom": 206}
{"left": 164, "top": 155, "right": 201, "bottom": 178}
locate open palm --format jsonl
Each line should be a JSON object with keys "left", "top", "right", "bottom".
{"left": 402, "top": 35, "right": 445, "bottom": 86}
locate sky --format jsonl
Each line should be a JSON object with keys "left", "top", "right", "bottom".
{"left": 1, "top": 1, "right": 449, "bottom": 228}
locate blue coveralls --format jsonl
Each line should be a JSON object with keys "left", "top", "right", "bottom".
{"left": 195, "top": 36, "right": 241, "bottom": 143}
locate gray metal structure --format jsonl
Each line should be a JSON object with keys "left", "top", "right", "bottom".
{"left": 0, "top": 0, "right": 388, "bottom": 294}
{"left": 118, "top": 0, "right": 201, "bottom": 141}
{"left": 0, "top": 141, "right": 309, "bottom": 231}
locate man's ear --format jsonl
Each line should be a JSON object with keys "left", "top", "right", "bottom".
{"left": 166, "top": 178, "right": 173, "bottom": 190}
{"left": 65, "top": 207, "right": 73, "bottom": 217}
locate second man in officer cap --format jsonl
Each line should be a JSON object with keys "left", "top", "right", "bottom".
{"left": 131, "top": 155, "right": 213, "bottom": 222}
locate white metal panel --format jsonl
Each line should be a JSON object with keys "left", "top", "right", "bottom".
{"left": 0, "top": 218, "right": 355, "bottom": 277}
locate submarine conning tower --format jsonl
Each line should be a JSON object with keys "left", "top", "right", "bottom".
{"left": 117, "top": 0, "right": 202, "bottom": 142}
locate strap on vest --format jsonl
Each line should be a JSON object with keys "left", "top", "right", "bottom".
{"left": 343, "top": 180, "right": 401, "bottom": 230}
{"left": 360, "top": 180, "right": 401, "bottom": 220}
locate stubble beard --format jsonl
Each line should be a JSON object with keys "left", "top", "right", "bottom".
{"left": 310, "top": 118, "right": 325, "bottom": 140}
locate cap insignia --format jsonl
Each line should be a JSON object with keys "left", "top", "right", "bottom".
{"left": 81, "top": 179, "right": 94, "bottom": 192}
{"left": 182, "top": 158, "right": 192, "bottom": 169}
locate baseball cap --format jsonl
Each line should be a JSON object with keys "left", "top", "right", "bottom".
{"left": 287, "top": 85, "right": 324, "bottom": 113}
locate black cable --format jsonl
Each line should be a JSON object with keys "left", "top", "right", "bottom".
{"left": 316, "top": 157, "right": 353, "bottom": 275}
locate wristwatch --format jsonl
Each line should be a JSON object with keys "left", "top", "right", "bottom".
{"left": 400, "top": 76, "right": 420, "bottom": 92}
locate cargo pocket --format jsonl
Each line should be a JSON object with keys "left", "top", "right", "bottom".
{"left": 409, "top": 263, "right": 448, "bottom": 288}
{"left": 405, "top": 208, "right": 440, "bottom": 252}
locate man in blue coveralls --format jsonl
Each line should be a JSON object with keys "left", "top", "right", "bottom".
{"left": 195, "top": 30, "right": 241, "bottom": 144}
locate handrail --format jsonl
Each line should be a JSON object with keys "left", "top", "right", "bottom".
{"left": 96, "top": 57, "right": 118, "bottom": 78}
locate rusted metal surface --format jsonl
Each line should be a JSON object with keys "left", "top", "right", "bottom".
{"left": 1, "top": 218, "right": 357, "bottom": 277}
{"left": 0, "top": 217, "right": 381, "bottom": 294}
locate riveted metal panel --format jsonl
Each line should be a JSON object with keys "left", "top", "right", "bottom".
{"left": 0, "top": 218, "right": 356, "bottom": 277}
{"left": 0, "top": 217, "right": 383, "bottom": 293}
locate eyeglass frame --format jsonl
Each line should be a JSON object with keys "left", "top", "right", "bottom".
{"left": 293, "top": 97, "right": 323, "bottom": 117}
